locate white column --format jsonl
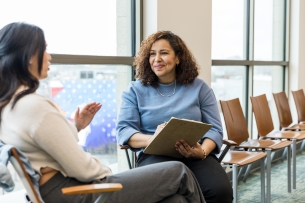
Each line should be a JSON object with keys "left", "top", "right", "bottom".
{"left": 143, "top": 0, "right": 212, "bottom": 85}
{"left": 289, "top": 0, "right": 305, "bottom": 121}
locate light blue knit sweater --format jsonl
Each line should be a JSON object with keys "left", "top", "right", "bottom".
{"left": 116, "top": 78, "right": 223, "bottom": 156}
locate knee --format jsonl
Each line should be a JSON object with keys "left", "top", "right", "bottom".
{"left": 203, "top": 182, "right": 233, "bottom": 203}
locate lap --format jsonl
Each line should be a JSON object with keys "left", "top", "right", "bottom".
{"left": 137, "top": 154, "right": 233, "bottom": 203}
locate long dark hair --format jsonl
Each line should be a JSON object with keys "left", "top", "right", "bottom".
{"left": 134, "top": 30, "right": 199, "bottom": 87}
{"left": 0, "top": 22, "right": 46, "bottom": 122}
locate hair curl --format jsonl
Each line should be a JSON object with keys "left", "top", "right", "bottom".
{"left": 134, "top": 30, "right": 199, "bottom": 87}
{"left": 0, "top": 22, "right": 45, "bottom": 123}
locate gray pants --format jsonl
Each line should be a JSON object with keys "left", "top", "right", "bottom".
{"left": 40, "top": 161, "right": 205, "bottom": 203}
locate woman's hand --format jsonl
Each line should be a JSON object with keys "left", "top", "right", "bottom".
{"left": 175, "top": 141, "right": 206, "bottom": 159}
{"left": 74, "top": 102, "right": 102, "bottom": 131}
{"left": 146, "top": 123, "right": 166, "bottom": 146}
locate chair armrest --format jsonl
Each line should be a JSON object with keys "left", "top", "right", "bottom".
{"left": 223, "top": 139, "right": 237, "bottom": 146}
{"left": 119, "top": 145, "right": 130, "bottom": 150}
{"left": 62, "top": 183, "right": 123, "bottom": 195}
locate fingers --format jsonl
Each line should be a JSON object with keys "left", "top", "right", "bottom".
{"left": 85, "top": 102, "right": 102, "bottom": 114}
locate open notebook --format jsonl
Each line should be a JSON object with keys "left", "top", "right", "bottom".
{"left": 143, "top": 117, "right": 212, "bottom": 158}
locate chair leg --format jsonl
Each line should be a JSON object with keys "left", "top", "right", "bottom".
{"left": 281, "top": 147, "right": 287, "bottom": 161}
{"left": 299, "top": 139, "right": 305, "bottom": 154}
{"left": 237, "top": 165, "right": 246, "bottom": 183}
{"left": 287, "top": 144, "right": 292, "bottom": 192}
{"left": 124, "top": 149, "right": 132, "bottom": 169}
{"left": 260, "top": 157, "right": 265, "bottom": 203}
{"left": 242, "top": 164, "right": 252, "bottom": 183}
{"left": 95, "top": 192, "right": 113, "bottom": 203}
{"left": 292, "top": 139, "right": 296, "bottom": 190}
{"left": 232, "top": 164, "right": 238, "bottom": 203}
{"left": 266, "top": 149, "right": 271, "bottom": 203}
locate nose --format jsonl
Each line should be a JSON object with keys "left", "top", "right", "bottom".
{"left": 155, "top": 53, "right": 161, "bottom": 61}
{"left": 48, "top": 53, "right": 52, "bottom": 61}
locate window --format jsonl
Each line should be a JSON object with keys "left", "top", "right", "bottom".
{"left": 0, "top": 2, "right": 137, "bottom": 195}
{"left": 212, "top": 0, "right": 289, "bottom": 137}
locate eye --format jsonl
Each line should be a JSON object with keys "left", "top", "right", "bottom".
{"left": 161, "top": 51, "right": 168, "bottom": 55}
{"left": 150, "top": 52, "right": 156, "bottom": 56}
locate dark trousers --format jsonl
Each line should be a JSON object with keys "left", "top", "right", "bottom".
{"left": 137, "top": 154, "right": 233, "bottom": 203}
{"left": 39, "top": 161, "right": 205, "bottom": 203}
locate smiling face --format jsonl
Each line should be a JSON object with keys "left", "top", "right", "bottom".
{"left": 149, "top": 39, "right": 179, "bottom": 84}
{"left": 28, "top": 44, "right": 52, "bottom": 80}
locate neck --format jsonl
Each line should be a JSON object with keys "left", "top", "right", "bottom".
{"left": 158, "top": 77, "right": 176, "bottom": 84}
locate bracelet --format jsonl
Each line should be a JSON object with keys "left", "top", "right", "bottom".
{"left": 202, "top": 149, "right": 207, "bottom": 160}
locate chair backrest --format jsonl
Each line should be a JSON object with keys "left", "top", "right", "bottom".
{"left": 273, "top": 91, "right": 293, "bottom": 128}
{"left": 291, "top": 89, "right": 305, "bottom": 123}
{"left": 9, "top": 148, "right": 41, "bottom": 203}
{"left": 250, "top": 94, "right": 274, "bottom": 137}
{"left": 220, "top": 98, "right": 249, "bottom": 145}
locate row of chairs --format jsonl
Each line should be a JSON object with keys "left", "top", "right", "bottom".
{"left": 121, "top": 89, "right": 305, "bottom": 203}
{"left": 220, "top": 89, "right": 305, "bottom": 203}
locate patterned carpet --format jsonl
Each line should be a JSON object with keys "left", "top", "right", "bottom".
{"left": 237, "top": 152, "right": 305, "bottom": 203}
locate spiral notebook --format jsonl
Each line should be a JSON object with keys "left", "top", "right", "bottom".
{"left": 143, "top": 117, "right": 212, "bottom": 158}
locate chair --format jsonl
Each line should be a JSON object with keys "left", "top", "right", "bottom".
{"left": 121, "top": 139, "right": 267, "bottom": 203}
{"left": 250, "top": 94, "right": 305, "bottom": 191}
{"left": 9, "top": 147, "right": 122, "bottom": 203}
{"left": 273, "top": 91, "right": 305, "bottom": 130}
{"left": 220, "top": 98, "right": 292, "bottom": 203}
{"left": 291, "top": 89, "right": 305, "bottom": 124}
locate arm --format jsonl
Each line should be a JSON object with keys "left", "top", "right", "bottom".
{"left": 33, "top": 111, "right": 112, "bottom": 182}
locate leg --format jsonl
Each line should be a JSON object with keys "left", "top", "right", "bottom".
{"left": 184, "top": 155, "right": 233, "bottom": 203}
{"left": 102, "top": 161, "right": 205, "bottom": 203}
{"left": 158, "top": 194, "right": 188, "bottom": 203}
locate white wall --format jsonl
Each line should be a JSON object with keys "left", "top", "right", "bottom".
{"left": 289, "top": 0, "right": 305, "bottom": 121}
{"left": 143, "top": 0, "right": 212, "bottom": 85}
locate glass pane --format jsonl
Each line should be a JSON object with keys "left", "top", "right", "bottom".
{"left": 252, "top": 66, "right": 284, "bottom": 137}
{"left": 254, "top": 0, "right": 285, "bottom": 61}
{"left": 0, "top": 0, "right": 132, "bottom": 56}
{"left": 38, "top": 64, "right": 132, "bottom": 174}
{"left": 212, "top": 0, "right": 246, "bottom": 60}
{"left": 211, "top": 66, "right": 247, "bottom": 139}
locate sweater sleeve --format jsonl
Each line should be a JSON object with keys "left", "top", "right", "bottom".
{"left": 116, "top": 85, "right": 143, "bottom": 152}
{"left": 32, "top": 111, "right": 112, "bottom": 182}
{"left": 199, "top": 86, "right": 223, "bottom": 154}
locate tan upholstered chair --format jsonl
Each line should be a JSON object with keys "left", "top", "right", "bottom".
{"left": 220, "top": 98, "right": 291, "bottom": 203}
{"left": 250, "top": 94, "right": 305, "bottom": 191}
{"left": 9, "top": 147, "right": 122, "bottom": 203}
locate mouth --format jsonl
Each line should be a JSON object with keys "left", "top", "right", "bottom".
{"left": 154, "top": 64, "right": 164, "bottom": 70}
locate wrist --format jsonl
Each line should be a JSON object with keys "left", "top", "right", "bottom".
{"left": 201, "top": 148, "right": 207, "bottom": 160}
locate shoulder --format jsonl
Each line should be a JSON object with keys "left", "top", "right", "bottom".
{"left": 13, "top": 93, "right": 60, "bottom": 116}
{"left": 187, "top": 78, "right": 210, "bottom": 90}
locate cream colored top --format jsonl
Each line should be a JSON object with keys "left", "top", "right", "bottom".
{"left": 0, "top": 86, "right": 112, "bottom": 182}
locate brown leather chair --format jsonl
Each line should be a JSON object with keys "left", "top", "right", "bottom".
{"left": 291, "top": 89, "right": 305, "bottom": 124}
{"left": 220, "top": 98, "right": 292, "bottom": 203}
{"left": 250, "top": 94, "right": 305, "bottom": 191}
{"left": 121, "top": 139, "right": 267, "bottom": 203}
{"left": 273, "top": 91, "right": 305, "bottom": 130}
{"left": 8, "top": 147, "right": 122, "bottom": 203}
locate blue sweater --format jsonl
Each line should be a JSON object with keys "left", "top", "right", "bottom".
{"left": 116, "top": 78, "right": 223, "bottom": 156}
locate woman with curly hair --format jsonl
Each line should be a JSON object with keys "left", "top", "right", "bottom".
{"left": 116, "top": 30, "right": 233, "bottom": 203}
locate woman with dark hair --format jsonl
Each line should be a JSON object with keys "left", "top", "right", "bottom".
{"left": 0, "top": 23, "right": 205, "bottom": 203}
{"left": 116, "top": 30, "right": 233, "bottom": 203}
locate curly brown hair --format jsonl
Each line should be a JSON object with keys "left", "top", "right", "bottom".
{"left": 134, "top": 30, "right": 200, "bottom": 87}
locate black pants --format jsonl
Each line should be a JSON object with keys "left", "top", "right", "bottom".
{"left": 137, "top": 154, "right": 233, "bottom": 203}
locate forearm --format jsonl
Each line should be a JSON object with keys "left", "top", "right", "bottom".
{"left": 127, "top": 132, "right": 152, "bottom": 148}
{"left": 201, "top": 138, "right": 216, "bottom": 156}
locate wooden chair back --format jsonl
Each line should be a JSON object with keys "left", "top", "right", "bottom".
{"left": 220, "top": 98, "right": 249, "bottom": 145}
{"left": 9, "top": 148, "right": 41, "bottom": 203}
{"left": 250, "top": 94, "right": 274, "bottom": 137}
{"left": 273, "top": 91, "right": 293, "bottom": 128}
{"left": 291, "top": 89, "right": 305, "bottom": 123}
